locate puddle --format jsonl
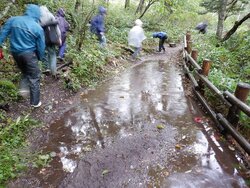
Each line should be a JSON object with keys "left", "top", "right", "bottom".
{"left": 9, "top": 53, "right": 248, "bottom": 188}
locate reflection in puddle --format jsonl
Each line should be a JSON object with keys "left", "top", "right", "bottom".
{"left": 163, "top": 168, "right": 246, "bottom": 188}
{"left": 60, "top": 157, "right": 77, "bottom": 173}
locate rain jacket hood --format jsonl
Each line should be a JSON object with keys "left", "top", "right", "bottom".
{"left": 135, "top": 19, "right": 143, "bottom": 26}
{"left": 98, "top": 6, "right": 107, "bottom": 15}
{"left": 24, "top": 4, "right": 41, "bottom": 22}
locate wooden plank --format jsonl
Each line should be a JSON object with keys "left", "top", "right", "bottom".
{"left": 194, "top": 70, "right": 231, "bottom": 107}
{"left": 183, "top": 63, "right": 199, "bottom": 89}
{"left": 224, "top": 91, "right": 250, "bottom": 117}
{"left": 186, "top": 53, "right": 202, "bottom": 71}
{"left": 184, "top": 36, "right": 187, "bottom": 50}
{"left": 217, "top": 113, "right": 250, "bottom": 154}
{"left": 193, "top": 89, "right": 224, "bottom": 132}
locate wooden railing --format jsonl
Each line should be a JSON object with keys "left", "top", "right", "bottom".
{"left": 182, "top": 31, "right": 250, "bottom": 154}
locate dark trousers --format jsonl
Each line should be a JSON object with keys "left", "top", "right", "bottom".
{"left": 159, "top": 36, "right": 167, "bottom": 52}
{"left": 12, "top": 52, "right": 41, "bottom": 105}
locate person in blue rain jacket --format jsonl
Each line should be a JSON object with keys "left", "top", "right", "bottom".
{"left": 152, "top": 32, "right": 168, "bottom": 52}
{"left": 90, "top": 6, "right": 107, "bottom": 47}
{"left": 0, "top": 4, "right": 45, "bottom": 107}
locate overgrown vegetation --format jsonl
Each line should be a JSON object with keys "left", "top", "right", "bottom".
{"left": 192, "top": 29, "right": 250, "bottom": 138}
{"left": 0, "top": 0, "right": 249, "bottom": 184}
{"left": 0, "top": 113, "right": 38, "bottom": 186}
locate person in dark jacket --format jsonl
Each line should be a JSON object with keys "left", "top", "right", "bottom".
{"left": 0, "top": 4, "right": 45, "bottom": 107}
{"left": 56, "top": 8, "right": 70, "bottom": 59}
{"left": 152, "top": 32, "right": 168, "bottom": 52}
{"left": 90, "top": 6, "right": 107, "bottom": 47}
{"left": 195, "top": 22, "right": 208, "bottom": 34}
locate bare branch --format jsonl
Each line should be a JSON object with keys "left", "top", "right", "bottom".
{"left": 222, "top": 12, "right": 250, "bottom": 42}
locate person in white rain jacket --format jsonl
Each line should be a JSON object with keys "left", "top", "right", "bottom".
{"left": 40, "top": 6, "right": 62, "bottom": 76}
{"left": 128, "top": 19, "right": 146, "bottom": 59}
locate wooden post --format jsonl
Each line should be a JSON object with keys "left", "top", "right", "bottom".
{"left": 188, "top": 49, "right": 198, "bottom": 70}
{"left": 227, "top": 82, "right": 250, "bottom": 126}
{"left": 201, "top": 59, "right": 211, "bottom": 76}
{"left": 191, "top": 49, "right": 198, "bottom": 62}
{"left": 184, "top": 35, "right": 187, "bottom": 51}
{"left": 187, "top": 41, "right": 192, "bottom": 54}
{"left": 198, "top": 59, "right": 212, "bottom": 94}
{"left": 186, "top": 31, "right": 191, "bottom": 42}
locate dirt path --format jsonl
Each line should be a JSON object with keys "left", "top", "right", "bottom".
{"left": 8, "top": 45, "right": 248, "bottom": 188}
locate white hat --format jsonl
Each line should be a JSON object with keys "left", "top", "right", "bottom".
{"left": 135, "top": 19, "right": 143, "bottom": 26}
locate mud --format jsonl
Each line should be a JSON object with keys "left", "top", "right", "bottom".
{"left": 8, "top": 45, "right": 248, "bottom": 188}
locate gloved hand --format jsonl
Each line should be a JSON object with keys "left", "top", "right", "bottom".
{"left": 0, "top": 48, "right": 4, "bottom": 60}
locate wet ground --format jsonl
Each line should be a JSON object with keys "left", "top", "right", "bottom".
{"left": 9, "top": 46, "right": 248, "bottom": 188}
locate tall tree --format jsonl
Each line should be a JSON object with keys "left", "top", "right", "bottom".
{"left": 139, "top": 0, "right": 158, "bottom": 18}
{"left": 125, "top": 0, "right": 130, "bottom": 9}
{"left": 216, "top": 0, "right": 228, "bottom": 39}
{"left": 200, "top": 0, "right": 249, "bottom": 38}
{"left": 135, "top": 0, "right": 145, "bottom": 14}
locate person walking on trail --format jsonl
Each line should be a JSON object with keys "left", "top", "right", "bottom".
{"left": 128, "top": 19, "right": 146, "bottom": 59}
{"left": 55, "top": 8, "right": 70, "bottom": 60}
{"left": 0, "top": 4, "right": 45, "bottom": 108}
{"left": 195, "top": 21, "right": 208, "bottom": 34}
{"left": 90, "top": 6, "right": 107, "bottom": 47}
{"left": 40, "top": 5, "right": 62, "bottom": 76}
{"left": 152, "top": 32, "right": 168, "bottom": 52}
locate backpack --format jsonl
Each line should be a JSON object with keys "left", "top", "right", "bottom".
{"left": 44, "top": 21, "right": 61, "bottom": 46}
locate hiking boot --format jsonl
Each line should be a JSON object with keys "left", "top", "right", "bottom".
{"left": 31, "top": 101, "right": 42, "bottom": 108}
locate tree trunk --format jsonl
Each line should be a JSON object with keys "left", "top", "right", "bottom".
{"left": 74, "top": 0, "right": 80, "bottom": 11}
{"left": 135, "top": 0, "right": 145, "bottom": 14}
{"left": 76, "top": 8, "right": 95, "bottom": 50}
{"left": 139, "top": 0, "right": 157, "bottom": 19}
{"left": 125, "top": 0, "right": 130, "bottom": 9}
{"left": 216, "top": 0, "right": 228, "bottom": 39}
{"left": 222, "top": 12, "right": 250, "bottom": 42}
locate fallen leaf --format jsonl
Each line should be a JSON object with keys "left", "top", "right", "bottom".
{"left": 102, "top": 169, "right": 110, "bottom": 176}
{"left": 157, "top": 124, "right": 165, "bottom": 129}
{"left": 175, "top": 144, "right": 181, "bottom": 149}
{"left": 194, "top": 117, "right": 203, "bottom": 123}
{"left": 39, "top": 168, "right": 46, "bottom": 174}
{"left": 50, "top": 151, "right": 57, "bottom": 158}
{"left": 228, "top": 145, "right": 235, "bottom": 151}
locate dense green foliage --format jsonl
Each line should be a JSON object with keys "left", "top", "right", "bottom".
{"left": 193, "top": 30, "right": 249, "bottom": 94}
{"left": 0, "top": 80, "right": 19, "bottom": 104}
{"left": 0, "top": 114, "right": 38, "bottom": 186}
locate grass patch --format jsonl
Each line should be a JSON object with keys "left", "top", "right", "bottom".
{"left": 0, "top": 113, "right": 39, "bottom": 186}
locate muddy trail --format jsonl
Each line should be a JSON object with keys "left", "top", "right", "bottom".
{"left": 8, "top": 45, "right": 248, "bottom": 188}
